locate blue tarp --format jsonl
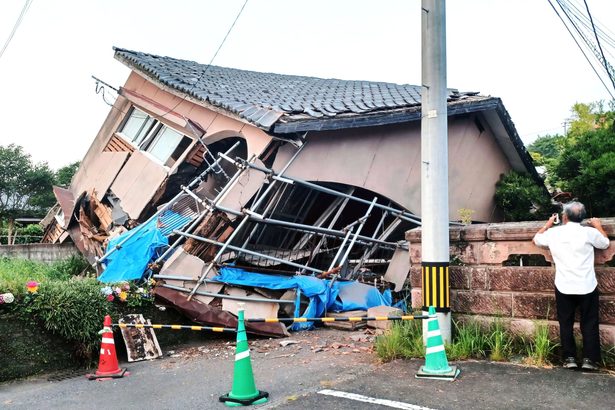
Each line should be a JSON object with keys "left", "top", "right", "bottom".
{"left": 214, "top": 266, "right": 391, "bottom": 330}
{"left": 98, "top": 211, "right": 190, "bottom": 283}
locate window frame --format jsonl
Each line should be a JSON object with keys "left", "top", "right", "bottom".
{"left": 116, "top": 106, "right": 194, "bottom": 169}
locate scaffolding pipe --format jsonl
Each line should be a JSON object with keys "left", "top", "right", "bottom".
{"left": 96, "top": 141, "right": 241, "bottom": 265}
{"left": 186, "top": 144, "right": 308, "bottom": 299}
{"left": 153, "top": 274, "right": 218, "bottom": 283}
{"left": 352, "top": 216, "right": 402, "bottom": 276}
{"left": 327, "top": 227, "right": 353, "bottom": 272}
{"left": 155, "top": 155, "right": 252, "bottom": 264}
{"left": 234, "top": 159, "right": 422, "bottom": 225}
{"left": 174, "top": 230, "right": 322, "bottom": 273}
{"left": 305, "top": 194, "right": 352, "bottom": 271}
{"left": 216, "top": 206, "right": 397, "bottom": 248}
{"left": 161, "top": 283, "right": 295, "bottom": 304}
{"left": 336, "top": 197, "right": 378, "bottom": 269}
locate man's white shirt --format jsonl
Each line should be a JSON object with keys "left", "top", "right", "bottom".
{"left": 534, "top": 222, "right": 609, "bottom": 294}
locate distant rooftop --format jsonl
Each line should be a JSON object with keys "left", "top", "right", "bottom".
{"left": 114, "top": 47, "right": 492, "bottom": 133}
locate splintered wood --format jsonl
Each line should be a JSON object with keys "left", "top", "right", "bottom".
{"left": 119, "top": 314, "right": 162, "bottom": 362}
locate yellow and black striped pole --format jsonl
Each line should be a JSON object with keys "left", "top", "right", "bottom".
{"left": 421, "top": 261, "right": 450, "bottom": 312}
{"left": 246, "top": 314, "right": 431, "bottom": 323}
{"left": 115, "top": 323, "right": 235, "bottom": 333}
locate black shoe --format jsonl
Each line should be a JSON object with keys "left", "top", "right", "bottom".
{"left": 563, "top": 357, "right": 578, "bottom": 369}
{"left": 581, "top": 358, "right": 599, "bottom": 371}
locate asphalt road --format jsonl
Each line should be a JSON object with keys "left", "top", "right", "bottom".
{"left": 1, "top": 328, "right": 614, "bottom": 409}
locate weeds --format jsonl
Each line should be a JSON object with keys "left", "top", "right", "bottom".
{"left": 524, "top": 321, "right": 558, "bottom": 366}
{"left": 486, "top": 318, "right": 514, "bottom": 361}
{"left": 374, "top": 320, "right": 424, "bottom": 361}
{"left": 447, "top": 319, "right": 488, "bottom": 360}
{"left": 374, "top": 315, "right": 576, "bottom": 369}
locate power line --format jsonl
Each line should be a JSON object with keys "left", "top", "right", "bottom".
{"left": 0, "top": 0, "right": 34, "bottom": 61}
{"left": 547, "top": 0, "right": 615, "bottom": 99}
{"left": 582, "top": 0, "right": 615, "bottom": 92}
{"left": 161, "top": 0, "right": 249, "bottom": 118}
{"left": 557, "top": 0, "right": 615, "bottom": 92}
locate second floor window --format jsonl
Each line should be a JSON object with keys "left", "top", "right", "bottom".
{"left": 118, "top": 107, "right": 192, "bottom": 167}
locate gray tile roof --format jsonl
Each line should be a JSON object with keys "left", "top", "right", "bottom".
{"left": 114, "top": 47, "right": 485, "bottom": 132}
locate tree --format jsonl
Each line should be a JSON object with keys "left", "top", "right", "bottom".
{"left": 55, "top": 161, "right": 80, "bottom": 187}
{"left": 494, "top": 171, "right": 552, "bottom": 222}
{"left": 0, "top": 144, "right": 56, "bottom": 244}
{"left": 551, "top": 128, "right": 615, "bottom": 216}
{"left": 527, "top": 134, "right": 566, "bottom": 167}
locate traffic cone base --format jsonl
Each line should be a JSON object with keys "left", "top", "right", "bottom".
{"left": 87, "top": 315, "right": 127, "bottom": 381}
{"left": 219, "top": 303, "right": 269, "bottom": 406}
{"left": 415, "top": 366, "right": 460, "bottom": 381}
{"left": 86, "top": 369, "right": 128, "bottom": 380}
{"left": 219, "top": 391, "right": 269, "bottom": 407}
{"left": 415, "top": 307, "right": 460, "bottom": 381}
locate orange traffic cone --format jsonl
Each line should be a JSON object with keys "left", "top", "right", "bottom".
{"left": 86, "top": 315, "right": 127, "bottom": 380}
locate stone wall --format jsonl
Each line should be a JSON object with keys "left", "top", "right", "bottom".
{"left": 0, "top": 243, "right": 79, "bottom": 263}
{"left": 406, "top": 219, "right": 615, "bottom": 347}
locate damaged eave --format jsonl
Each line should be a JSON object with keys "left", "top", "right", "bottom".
{"left": 272, "top": 97, "right": 501, "bottom": 134}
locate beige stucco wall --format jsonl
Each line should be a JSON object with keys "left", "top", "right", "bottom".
{"left": 273, "top": 114, "right": 511, "bottom": 223}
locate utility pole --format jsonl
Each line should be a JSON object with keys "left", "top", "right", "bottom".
{"left": 421, "top": 0, "right": 451, "bottom": 343}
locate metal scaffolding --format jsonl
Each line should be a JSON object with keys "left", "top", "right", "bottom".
{"left": 152, "top": 142, "right": 420, "bottom": 303}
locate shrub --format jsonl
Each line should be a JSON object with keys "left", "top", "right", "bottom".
{"left": 494, "top": 171, "right": 552, "bottom": 222}
{"left": 25, "top": 279, "right": 118, "bottom": 360}
{"left": 0, "top": 257, "right": 153, "bottom": 362}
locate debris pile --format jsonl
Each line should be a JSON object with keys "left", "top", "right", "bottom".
{"left": 42, "top": 129, "right": 415, "bottom": 336}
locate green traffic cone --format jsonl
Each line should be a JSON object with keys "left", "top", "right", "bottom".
{"left": 219, "top": 303, "right": 269, "bottom": 407}
{"left": 415, "top": 306, "right": 460, "bottom": 381}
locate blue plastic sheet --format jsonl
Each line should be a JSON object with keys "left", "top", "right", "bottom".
{"left": 98, "top": 210, "right": 190, "bottom": 283}
{"left": 213, "top": 266, "right": 391, "bottom": 330}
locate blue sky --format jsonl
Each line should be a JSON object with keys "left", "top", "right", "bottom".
{"left": 0, "top": 0, "right": 614, "bottom": 169}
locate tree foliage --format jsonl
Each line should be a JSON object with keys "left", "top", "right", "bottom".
{"left": 55, "top": 161, "right": 80, "bottom": 187}
{"left": 551, "top": 128, "right": 615, "bottom": 216}
{"left": 527, "top": 134, "right": 566, "bottom": 167}
{"left": 494, "top": 172, "right": 552, "bottom": 222}
{"left": 524, "top": 102, "right": 615, "bottom": 218}
{"left": 0, "top": 144, "right": 55, "bottom": 220}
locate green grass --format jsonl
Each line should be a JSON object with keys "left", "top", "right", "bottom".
{"left": 486, "top": 318, "right": 515, "bottom": 361}
{"left": 374, "top": 320, "right": 424, "bottom": 361}
{"left": 0, "top": 256, "right": 93, "bottom": 298}
{"left": 524, "top": 321, "right": 558, "bottom": 366}
{"left": 447, "top": 319, "right": 488, "bottom": 360}
{"left": 374, "top": 315, "right": 582, "bottom": 369}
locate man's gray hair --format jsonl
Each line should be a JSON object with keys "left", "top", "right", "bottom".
{"left": 563, "top": 201, "right": 587, "bottom": 223}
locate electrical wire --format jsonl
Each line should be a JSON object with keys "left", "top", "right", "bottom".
{"left": 160, "top": 0, "right": 249, "bottom": 118}
{"left": 547, "top": 0, "right": 615, "bottom": 99}
{"left": 582, "top": 0, "right": 615, "bottom": 93}
{"left": 557, "top": 0, "right": 615, "bottom": 88}
{"left": 0, "top": 0, "right": 34, "bottom": 61}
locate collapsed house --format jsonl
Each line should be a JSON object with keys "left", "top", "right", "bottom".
{"left": 41, "top": 47, "right": 541, "bottom": 336}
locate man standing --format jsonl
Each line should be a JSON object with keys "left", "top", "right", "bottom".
{"left": 533, "top": 201, "right": 610, "bottom": 370}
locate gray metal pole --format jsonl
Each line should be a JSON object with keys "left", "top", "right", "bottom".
{"left": 421, "top": 0, "right": 451, "bottom": 342}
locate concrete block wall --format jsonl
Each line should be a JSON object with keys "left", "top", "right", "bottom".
{"left": 406, "top": 219, "right": 615, "bottom": 347}
{"left": 0, "top": 243, "right": 79, "bottom": 263}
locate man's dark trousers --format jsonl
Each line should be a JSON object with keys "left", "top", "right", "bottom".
{"left": 555, "top": 287, "right": 601, "bottom": 362}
